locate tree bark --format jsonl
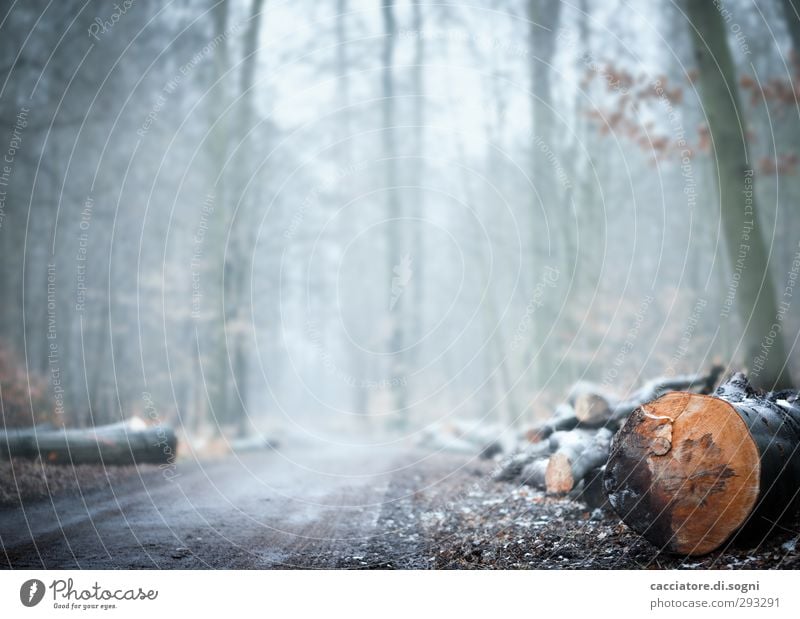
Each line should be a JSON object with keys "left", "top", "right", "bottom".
{"left": 604, "top": 373, "right": 800, "bottom": 555}
{"left": 227, "top": 0, "right": 265, "bottom": 436}
{"left": 411, "top": 0, "right": 425, "bottom": 363}
{"left": 686, "top": 1, "right": 792, "bottom": 389}
{"left": 782, "top": 0, "right": 800, "bottom": 57}
{"left": 1, "top": 422, "right": 177, "bottom": 466}
{"left": 381, "top": 0, "right": 406, "bottom": 424}
{"left": 577, "top": 465, "right": 610, "bottom": 510}
{"left": 206, "top": 0, "right": 232, "bottom": 429}
{"left": 527, "top": 0, "right": 563, "bottom": 390}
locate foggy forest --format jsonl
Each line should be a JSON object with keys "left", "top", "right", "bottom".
{"left": 2, "top": 0, "right": 800, "bottom": 571}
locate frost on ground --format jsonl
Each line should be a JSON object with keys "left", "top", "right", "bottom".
{"left": 422, "top": 459, "right": 800, "bottom": 570}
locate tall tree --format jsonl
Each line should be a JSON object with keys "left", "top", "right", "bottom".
{"left": 527, "top": 0, "right": 563, "bottom": 391}
{"left": 382, "top": 0, "right": 406, "bottom": 423}
{"left": 227, "top": 0, "right": 266, "bottom": 435}
{"left": 206, "top": 0, "right": 232, "bottom": 430}
{"left": 782, "top": 0, "right": 800, "bottom": 55}
{"left": 411, "top": 0, "right": 425, "bottom": 367}
{"left": 336, "top": 0, "right": 372, "bottom": 419}
{"left": 687, "top": 1, "right": 792, "bottom": 389}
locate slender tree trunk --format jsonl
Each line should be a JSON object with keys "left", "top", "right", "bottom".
{"left": 411, "top": 0, "right": 425, "bottom": 369}
{"left": 336, "top": 0, "right": 350, "bottom": 139}
{"left": 207, "top": 0, "right": 231, "bottom": 430}
{"left": 782, "top": 0, "right": 800, "bottom": 56}
{"left": 227, "top": 0, "right": 265, "bottom": 436}
{"left": 562, "top": 0, "right": 590, "bottom": 384}
{"left": 527, "top": 0, "right": 562, "bottom": 391}
{"left": 335, "top": 0, "right": 369, "bottom": 422}
{"left": 687, "top": 1, "right": 792, "bottom": 389}
{"left": 382, "top": 0, "right": 406, "bottom": 425}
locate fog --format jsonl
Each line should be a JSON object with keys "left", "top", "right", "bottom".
{"left": 1, "top": 0, "right": 798, "bottom": 457}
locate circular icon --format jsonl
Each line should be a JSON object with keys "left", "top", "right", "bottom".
{"left": 20, "top": 579, "right": 45, "bottom": 607}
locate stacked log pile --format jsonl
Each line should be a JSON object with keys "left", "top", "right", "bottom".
{"left": 604, "top": 372, "right": 800, "bottom": 555}
{"left": 494, "top": 365, "right": 724, "bottom": 499}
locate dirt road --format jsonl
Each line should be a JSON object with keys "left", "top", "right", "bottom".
{"left": 3, "top": 444, "right": 798, "bottom": 569}
{"left": 0, "top": 445, "right": 474, "bottom": 569}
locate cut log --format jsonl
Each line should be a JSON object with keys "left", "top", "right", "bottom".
{"left": 527, "top": 403, "right": 581, "bottom": 442}
{"left": 520, "top": 458, "right": 549, "bottom": 489}
{"left": 494, "top": 428, "right": 605, "bottom": 485}
{"left": 546, "top": 428, "right": 613, "bottom": 494}
{"left": 492, "top": 439, "right": 553, "bottom": 482}
{"left": 573, "top": 393, "right": 619, "bottom": 426}
{"left": 0, "top": 421, "right": 177, "bottom": 466}
{"left": 566, "top": 381, "right": 617, "bottom": 408}
{"left": 604, "top": 373, "right": 800, "bottom": 555}
{"left": 574, "top": 365, "right": 724, "bottom": 427}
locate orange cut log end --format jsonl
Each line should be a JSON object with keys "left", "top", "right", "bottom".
{"left": 545, "top": 453, "right": 575, "bottom": 494}
{"left": 605, "top": 392, "right": 760, "bottom": 555}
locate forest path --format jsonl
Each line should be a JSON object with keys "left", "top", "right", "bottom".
{"left": 0, "top": 444, "right": 475, "bottom": 569}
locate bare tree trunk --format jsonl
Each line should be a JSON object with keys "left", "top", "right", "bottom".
{"left": 335, "top": 0, "right": 370, "bottom": 425}
{"left": 782, "top": 0, "right": 800, "bottom": 55}
{"left": 382, "top": 0, "right": 406, "bottom": 425}
{"left": 228, "top": 0, "right": 265, "bottom": 436}
{"left": 687, "top": 1, "right": 792, "bottom": 389}
{"left": 527, "top": 0, "right": 563, "bottom": 390}
{"left": 410, "top": 0, "right": 425, "bottom": 370}
{"left": 206, "top": 0, "right": 232, "bottom": 431}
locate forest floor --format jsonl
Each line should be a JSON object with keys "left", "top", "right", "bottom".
{"left": 1, "top": 447, "right": 799, "bottom": 569}
{"left": 426, "top": 462, "right": 800, "bottom": 569}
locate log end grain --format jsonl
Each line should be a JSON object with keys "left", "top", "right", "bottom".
{"left": 604, "top": 392, "right": 760, "bottom": 555}
{"left": 574, "top": 393, "right": 612, "bottom": 425}
{"left": 545, "top": 453, "right": 574, "bottom": 494}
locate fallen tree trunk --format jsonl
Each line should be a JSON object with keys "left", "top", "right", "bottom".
{"left": 546, "top": 428, "right": 613, "bottom": 494}
{"left": 604, "top": 373, "right": 800, "bottom": 555}
{"left": 574, "top": 365, "right": 723, "bottom": 427}
{"left": 0, "top": 421, "right": 177, "bottom": 466}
